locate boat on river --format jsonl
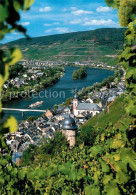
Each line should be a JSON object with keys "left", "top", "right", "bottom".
{"left": 29, "top": 101, "right": 44, "bottom": 108}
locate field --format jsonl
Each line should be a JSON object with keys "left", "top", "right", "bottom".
{"left": 2, "top": 28, "right": 126, "bottom": 66}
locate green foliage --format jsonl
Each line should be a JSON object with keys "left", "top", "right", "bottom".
{"left": 9, "top": 63, "right": 25, "bottom": 79}
{"left": 18, "top": 92, "right": 135, "bottom": 194}
{"left": 72, "top": 67, "right": 87, "bottom": 79}
{"left": 22, "top": 114, "right": 136, "bottom": 194}
{"left": 21, "top": 144, "right": 37, "bottom": 166}
{"left": 0, "top": 0, "right": 34, "bottom": 40}
{"left": 21, "top": 132, "right": 69, "bottom": 166}
{"left": 0, "top": 155, "right": 35, "bottom": 194}
{"left": 1, "top": 66, "right": 64, "bottom": 103}
{"left": 0, "top": 0, "right": 35, "bottom": 138}
{"left": 0, "top": 0, "right": 35, "bottom": 194}
{"left": 105, "top": 0, "right": 136, "bottom": 27}
{"left": 119, "top": 21, "right": 136, "bottom": 116}
{"left": 107, "top": 0, "right": 136, "bottom": 117}
{"left": 82, "top": 95, "right": 126, "bottom": 131}
{"left": 2, "top": 28, "right": 126, "bottom": 65}
{"left": 26, "top": 116, "right": 38, "bottom": 122}
{"left": 0, "top": 0, "right": 136, "bottom": 194}
{"left": 77, "top": 125, "right": 96, "bottom": 146}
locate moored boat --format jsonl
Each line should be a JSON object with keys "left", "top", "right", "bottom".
{"left": 29, "top": 101, "right": 44, "bottom": 108}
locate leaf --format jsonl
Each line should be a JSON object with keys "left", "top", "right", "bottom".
{"left": 8, "top": 48, "right": 22, "bottom": 66}
{"left": 58, "top": 162, "right": 71, "bottom": 175}
{"left": 18, "top": 170, "right": 26, "bottom": 180}
{"left": 24, "top": 0, "right": 35, "bottom": 10}
{"left": 69, "top": 170, "right": 77, "bottom": 181}
{"left": 0, "top": 27, "right": 9, "bottom": 40}
{"left": 101, "top": 133, "right": 105, "bottom": 141}
{"left": 84, "top": 185, "right": 100, "bottom": 195}
{"left": 104, "top": 181, "right": 120, "bottom": 195}
{"left": 79, "top": 143, "right": 84, "bottom": 149}
{"left": 0, "top": 101, "right": 2, "bottom": 113}
{"left": 91, "top": 146, "right": 102, "bottom": 156}
{"left": 116, "top": 171, "right": 129, "bottom": 184}
{"left": 99, "top": 159, "right": 110, "bottom": 173}
{"left": 93, "top": 172, "right": 99, "bottom": 185}
{"left": 110, "top": 139, "right": 125, "bottom": 149}
{"left": 7, "top": 165, "right": 12, "bottom": 172}
{"left": 113, "top": 154, "right": 120, "bottom": 161}
{"left": 11, "top": 168, "right": 18, "bottom": 177}
{"left": 0, "top": 5, "right": 8, "bottom": 22}
{"left": 77, "top": 168, "right": 86, "bottom": 180}
{"left": 62, "top": 190, "right": 70, "bottom": 195}
{"left": 126, "top": 68, "right": 136, "bottom": 79}
{"left": 3, "top": 116, "right": 17, "bottom": 133}
{"left": 121, "top": 149, "right": 136, "bottom": 171}
{"left": 13, "top": 1, "right": 23, "bottom": 11}
{"left": 103, "top": 174, "right": 113, "bottom": 185}
{"left": 0, "top": 158, "right": 7, "bottom": 166}
{"left": 46, "top": 165, "right": 57, "bottom": 177}
{"left": 0, "top": 178, "right": 5, "bottom": 185}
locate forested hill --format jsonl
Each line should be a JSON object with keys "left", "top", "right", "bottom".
{"left": 3, "top": 28, "right": 126, "bottom": 65}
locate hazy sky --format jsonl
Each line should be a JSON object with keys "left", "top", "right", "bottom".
{"left": 2, "top": 0, "right": 120, "bottom": 43}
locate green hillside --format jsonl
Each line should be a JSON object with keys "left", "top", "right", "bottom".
{"left": 18, "top": 94, "right": 136, "bottom": 194}
{"left": 81, "top": 95, "right": 126, "bottom": 132}
{"left": 3, "top": 28, "right": 126, "bottom": 65}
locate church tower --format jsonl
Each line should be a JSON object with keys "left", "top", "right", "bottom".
{"left": 62, "top": 116, "right": 77, "bottom": 148}
{"left": 73, "top": 92, "right": 78, "bottom": 116}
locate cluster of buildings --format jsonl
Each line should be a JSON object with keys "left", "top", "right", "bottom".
{"left": 5, "top": 75, "right": 126, "bottom": 160}
{"left": 4, "top": 64, "right": 126, "bottom": 162}
{"left": 74, "top": 61, "right": 116, "bottom": 70}
{"left": 20, "top": 60, "right": 69, "bottom": 67}
{"left": 3, "top": 68, "right": 45, "bottom": 90}
{"left": 5, "top": 93, "right": 103, "bottom": 160}
{"left": 90, "top": 79, "right": 126, "bottom": 107}
{"left": 20, "top": 60, "right": 116, "bottom": 70}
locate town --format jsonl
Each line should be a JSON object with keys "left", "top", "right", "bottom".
{"left": 2, "top": 65, "right": 65, "bottom": 102}
{"left": 20, "top": 59, "right": 116, "bottom": 70}
{"left": 2, "top": 60, "right": 116, "bottom": 103}
{"left": 4, "top": 65, "right": 126, "bottom": 163}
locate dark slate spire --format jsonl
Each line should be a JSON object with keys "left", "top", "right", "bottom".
{"left": 62, "top": 116, "right": 77, "bottom": 130}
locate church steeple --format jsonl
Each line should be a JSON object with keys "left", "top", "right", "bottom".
{"left": 73, "top": 91, "right": 78, "bottom": 116}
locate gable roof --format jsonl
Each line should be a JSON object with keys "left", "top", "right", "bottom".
{"left": 76, "top": 103, "right": 101, "bottom": 111}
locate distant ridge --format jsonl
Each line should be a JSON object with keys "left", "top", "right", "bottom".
{"left": 3, "top": 28, "right": 126, "bottom": 65}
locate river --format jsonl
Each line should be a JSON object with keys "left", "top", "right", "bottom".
{"left": 3, "top": 67, "right": 113, "bottom": 122}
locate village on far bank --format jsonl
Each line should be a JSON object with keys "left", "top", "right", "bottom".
{"left": 3, "top": 60, "right": 126, "bottom": 163}
{"left": 3, "top": 60, "right": 115, "bottom": 91}
{"left": 2, "top": 60, "right": 116, "bottom": 103}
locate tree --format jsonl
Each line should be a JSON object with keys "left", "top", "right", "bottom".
{"left": 72, "top": 67, "right": 87, "bottom": 79}
{"left": 77, "top": 125, "right": 96, "bottom": 146}
{"left": 105, "top": 0, "right": 136, "bottom": 116}
{"left": 21, "top": 144, "right": 37, "bottom": 166}
{"left": 0, "top": 0, "right": 35, "bottom": 194}
{"left": 72, "top": 70, "right": 78, "bottom": 79}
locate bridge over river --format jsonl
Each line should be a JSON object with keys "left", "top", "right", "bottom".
{"left": 2, "top": 108, "right": 46, "bottom": 112}
{"left": 3, "top": 67, "right": 114, "bottom": 122}
{"left": 2, "top": 108, "right": 46, "bottom": 118}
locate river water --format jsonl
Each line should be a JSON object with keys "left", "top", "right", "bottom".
{"left": 3, "top": 67, "right": 113, "bottom": 122}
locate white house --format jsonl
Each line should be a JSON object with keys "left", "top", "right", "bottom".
{"left": 73, "top": 93, "right": 102, "bottom": 117}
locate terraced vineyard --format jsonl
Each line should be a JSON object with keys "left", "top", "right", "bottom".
{"left": 3, "top": 28, "right": 126, "bottom": 65}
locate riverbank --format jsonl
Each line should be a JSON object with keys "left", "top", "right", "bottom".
{"left": 7, "top": 67, "right": 125, "bottom": 163}
{"left": 3, "top": 67, "right": 114, "bottom": 122}
{"left": 66, "top": 62, "right": 117, "bottom": 71}
{"left": 59, "top": 68, "right": 123, "bottom": 107}
{"left": 2, "top": 67, "right": 65, "bottom": 104}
